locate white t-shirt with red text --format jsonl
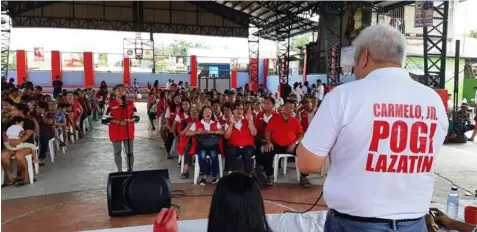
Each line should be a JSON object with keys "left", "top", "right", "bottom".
{"left": 301, "top": 68, "right": 448, "bottom": 220}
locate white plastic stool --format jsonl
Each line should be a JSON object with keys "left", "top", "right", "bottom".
{"left": 273, "top": 154, "right": 300, "bottom": 183}
{"left": 2, "top": 154, "right": 35, "bottom": 184}
{"left": 193, "top": 154, "right": 224, "bottom": 185}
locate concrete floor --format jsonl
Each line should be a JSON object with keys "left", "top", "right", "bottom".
{"left": 1, "top": 103, "right": 327, "bottom": 200}
{"left": 1, "top": 102, "right": 476, "bottom": 230}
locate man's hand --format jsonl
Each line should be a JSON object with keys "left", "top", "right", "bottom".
{"left": 430, "top": 208, "right": 453, "bottom": 228}
{"left": 287, "top": 143, "right": 296, "bottom": 153}
{"left": 425, "top": 214, "right": 438, "bottom": 232}
{"left": 264, "top": 143, "right": 273, "bottom": 152}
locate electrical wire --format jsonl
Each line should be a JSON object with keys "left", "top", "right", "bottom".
{"left": 169, "top": 189, "right": 327, "bottom": 217}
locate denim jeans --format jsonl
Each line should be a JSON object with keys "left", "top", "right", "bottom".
{"left": 198, "top": 149, "right": 219, "bottom": 178}
{"left": 324, "top": 210, "right": 426, "bottom": 232}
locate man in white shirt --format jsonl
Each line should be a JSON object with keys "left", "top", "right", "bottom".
{"left": 315, "top": 79, "right": 324, "bottom": 103}
{"left": 296, "top": 24, "right": 448, "bottom": 231}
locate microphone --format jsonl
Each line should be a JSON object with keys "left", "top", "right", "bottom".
{"left": 121, "top": 95, "right": 127, "bottom": 107}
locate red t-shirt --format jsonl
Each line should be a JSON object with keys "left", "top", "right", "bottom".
{"left": 72, "top": 101, "right": 83, "bottom": 121}
{"left": 266, "top": 115, "right": 303, "bottom": 147}
{"left": 107, "top": 99, "right": 135, "bottom": 142}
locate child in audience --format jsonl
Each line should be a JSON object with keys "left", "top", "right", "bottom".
{"left": 4, "top": 116, "right": 39, "bottom": 163}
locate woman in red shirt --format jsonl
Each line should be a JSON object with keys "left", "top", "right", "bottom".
{"left": 172, "top": 99, "right": 193, "bottom": 178}
{"left": 66, "top": 92, "right": 83, "bottom": 137}
{"left": 102, "top": 84, "right": 139, "bottom": 172}
{"left": 164, "top": 93, "right": 181, "bottom": 159}
{"left": 224, "top": 102, "right": 257, "bottom": 175}
{"left": 186, "top": 106, "right": 224, "bottom": 185}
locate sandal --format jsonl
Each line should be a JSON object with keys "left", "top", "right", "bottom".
{"left": 1, "top": 181, "right": 14, "bottom": 188}
{"left": 180, "top": 173, "right": 189, "bottom": 179}
{"left": 15, "top": 181, "right": 28, "bottom": 187}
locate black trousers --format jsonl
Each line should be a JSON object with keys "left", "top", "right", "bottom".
{"left": 165, "top": 131, "right": 175, "bottom": 154}
{"left": 262, "top": 143, "right": 308, "bottom": 177}
{"left": 39, "top": 128, "right": 55, "bottom": 160}
{"left": 148, "top": 112, "right": 156, "bottom": 129}
{"left": 227, "top": 145, "right": 254, "bottom": 174}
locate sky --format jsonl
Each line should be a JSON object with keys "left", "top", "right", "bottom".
{"left": 9, "top": 0, "right": 477, "bottom": 56}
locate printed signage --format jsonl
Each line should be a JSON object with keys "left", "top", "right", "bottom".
{"left": 414, "top": 1, "right": 434, "bottom": 27}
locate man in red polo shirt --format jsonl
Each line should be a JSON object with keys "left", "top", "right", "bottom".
{"left": 264, "top": 99, "right": 310, "bottom": 187}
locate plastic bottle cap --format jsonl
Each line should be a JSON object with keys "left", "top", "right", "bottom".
{"left": 451, "top": 186, "right": 458, "bottom": 191}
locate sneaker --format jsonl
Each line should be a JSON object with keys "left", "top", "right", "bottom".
{"left": 469, "top": 138, "right": 474, "bottom": 142}
{"left": 167, "top": 154, "right": 173, "bottom": 159}
{"left": 211, "top": 178, "right": 219, "bottom": 184}
{"left": 199, "top": 178, "right": 207, "bottom": 186}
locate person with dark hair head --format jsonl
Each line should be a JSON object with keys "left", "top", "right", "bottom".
{"left": 207, "top": 172, "right": 272, "bottom": 232}
{"left": 8, "top": 88, "right": 21, "bottom": 104}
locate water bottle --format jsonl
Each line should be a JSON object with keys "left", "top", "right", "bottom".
{"left": 446, "top": 186, "right": 459, "bottom": 219}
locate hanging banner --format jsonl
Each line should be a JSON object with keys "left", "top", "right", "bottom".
{"left": 230, "top": 58, "right": 248, "bottom": 72}
{"left": 34, "top": 47, "right": 44, "bottom": 62}
{"left": 414, "top": 1, "right": 434, "bottom": 28}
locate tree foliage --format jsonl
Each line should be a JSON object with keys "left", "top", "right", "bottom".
{"left": 291, "top": 33, "right": 313, "bottom": 54}
{"left": 469, "top": 30, "right": 477, "bottom": 39}
{"left": 154, "top": 39, "right": 209, "bottom": 57}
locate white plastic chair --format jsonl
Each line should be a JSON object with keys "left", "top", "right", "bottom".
{"left": 57, "top": 131, "right": 66, "bottom": 154}
{"left": 2, "top": 154, "right": 35, "bottom": 185}
{"left": 68, "top": 125, "right": 75, "bottom": 143}
{"left": 273, "top": 154, "right": 300, "bottom": 183}
{"left": 48, "top": 138, "right": 59, "bottom": 162}
{"left": 193, "top": 154, "right": 224, "bottom": 185}
{"left": 82, "top": 119, "right": 88, "bottom": 135}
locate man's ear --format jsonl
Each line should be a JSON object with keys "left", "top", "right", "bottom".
{"left": 360, "top": 49, "right": 370, "bottom": 69}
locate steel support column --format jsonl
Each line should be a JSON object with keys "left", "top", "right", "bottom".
{"left": 1, "top": 12, "right": 11, "bottom": 77}
{"left": 321, "top": 2, "right": 344, "bottom": 85}
{"left": 277, "top": 26, "right": 291, "bottom": 85}
{"left": 248, "top": 25, "right": 259, "bottom": 90}
{"left": 423, "top": 1, "right": 449, "bottom": 89}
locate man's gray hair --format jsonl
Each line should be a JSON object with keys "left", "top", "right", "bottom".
{"left": 352, "top": 24, "right": 407, "bottom": 65}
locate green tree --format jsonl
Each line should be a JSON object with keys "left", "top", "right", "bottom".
{"left": 469, "top": 30, "right": 477, "bottom": 38}
{"left": 291, "top": 33, "right": 312, "bottom": 54}
{"left": 8, "top": 52, "right": 16, "bottom": 70}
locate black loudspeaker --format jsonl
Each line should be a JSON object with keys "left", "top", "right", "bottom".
{"left": 280, "top": 84, "right": 292, "bottom": 99}
{"left": 107, "top": 169, "right": 172, "bottom": 217}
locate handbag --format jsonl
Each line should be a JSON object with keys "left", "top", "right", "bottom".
{"left": 196, "top": 134, "right": 219, "bottom": 151}
{"left": 153, "top": 208, "right": 178, "bottom": 232}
